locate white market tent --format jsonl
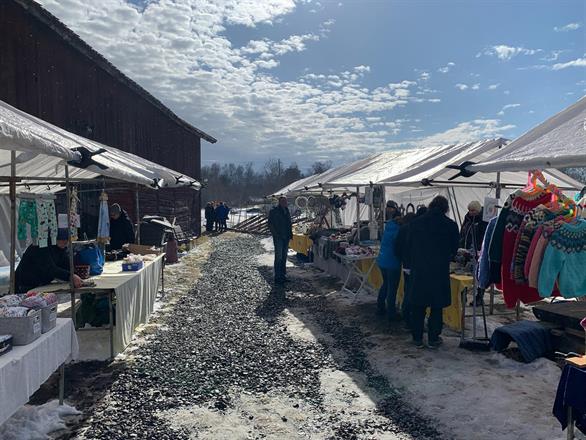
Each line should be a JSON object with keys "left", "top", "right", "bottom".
{"left": 0, "top": 100, "right": 201, "bottom": 191}
{"left": 278, "top": 138, "right": 583, "bottom": 226}
{"left": 469, "top": 96, "right": 586, "bottom": 172}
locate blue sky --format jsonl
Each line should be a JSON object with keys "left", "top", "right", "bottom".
{"left": 40, "top": 0, "right": 585, "bottom": 172}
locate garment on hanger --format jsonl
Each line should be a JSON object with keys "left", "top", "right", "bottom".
{"left": 69, "top": 187, "right": 80, "bottom": 241}
{"left": 36, "top": 198, "right": 58, "bottom": 248}
{"left": 17, "top": 199, "right": 38, "bottom": 243}
{"left": 97, "top": 191, "right": 110, "bottom": 244}
{"left": 538, "top": 219, "right": 586, "bottom": 298}
{"left": 491, "top": 188, "right": 552, "bottom": 307}
{"left": 527, "top": 219, "right": 564, "bottom": 289}
{"left": 477, "top": 216, "right": 499, "bottom": 289}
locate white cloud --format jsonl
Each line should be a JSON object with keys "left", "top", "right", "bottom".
{"left": 541, "top": 50, "right": 569, "bottom": 62}
{"left": 428, "top": 98, "right": 441, "bottom": 103}
{"left": 554, "top": 23, "right": 581, "bottom": 32}
{"left": 552, "top": 57, "right": 586, "bottom": 70}
{"left": 455, "top": 83, "right": 469, "bottom": 91}
{"left": 273, "top": 33, "right": 319, "bottom": 55}
{"left": 437, "top": 62, "right": 455, "bottom": 73}
{"left": 488, "top": 83, "right": 500, "bottom": 90}
{"left": 414, "top": 119, "right": 515, "bottom": 147}
{"left": 471, "top": 83, "right": 480, "bottom": 90}
{"left": 419, "top": 71, "right": 431, "bottom": 81}
{"left": 479, "top": 45, "right": 541, "bottom": 61}
{"left": 497, "top": 103, "right": 521, "bottom": 116}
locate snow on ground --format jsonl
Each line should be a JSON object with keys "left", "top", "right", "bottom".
{"left": 285, "top": 261, "right": 577, "bottom": 440}
{"left": 0, "top": 400, "right": 80, "bottom": 440}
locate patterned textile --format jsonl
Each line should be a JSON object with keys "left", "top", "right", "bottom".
{"left": 36, "top": 199, "right": 58, "bottom": 248}
{"left": 17, "top": 199, "right": 38, "bottom": 243}
{"left": 539, "top": 219, "right": 586, "bottom": 298}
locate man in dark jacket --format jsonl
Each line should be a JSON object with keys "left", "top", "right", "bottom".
{"left": 405, "top": 196, "right": 459, "bottom": 348}
{"left": 204, "top": 202, "right": 215, "bottom": 232}
{"left": 15, "top": 228, "right": 83, "bottom": 292}
{"left": 268, "top": 197, "right": 293, "bottom": 285}
{"left": 109, "top": 203, "right": 135, "bottom": 250}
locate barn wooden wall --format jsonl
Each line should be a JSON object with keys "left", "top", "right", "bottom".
{"left": 0, "top": 0, "right": 205, "bottom": 234}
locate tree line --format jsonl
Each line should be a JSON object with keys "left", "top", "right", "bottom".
{"left": 201, "top": 159, "right": 332, "bottom": 206}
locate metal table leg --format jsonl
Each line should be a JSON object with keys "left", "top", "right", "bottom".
{"left": 108, "top": 290, "right": 114, "bottom": 359}
{"left": 489, "top": 285, "right": 495, "bottom": 315}
{"left": 70, "top": 291, "right": 76, "bottom": 328}
{"left": 58, "top": 363, "right": 65, "bottom": 405}
{"left": 567, "top": 406, "right": 574, "bottom": 440}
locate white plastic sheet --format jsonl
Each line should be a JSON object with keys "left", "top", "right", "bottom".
{"left": 469, "top": 96, "right": 586, "bottom": 172}
{"left": 0, "top": 318, "right": 79, "bottom": 426}
{"left": 0, "top": 100, "right": 201, "bottom": 191}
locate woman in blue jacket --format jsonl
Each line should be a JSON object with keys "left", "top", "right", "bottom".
{"left": 376, "top": 201, "right": 402, "bottom": 320}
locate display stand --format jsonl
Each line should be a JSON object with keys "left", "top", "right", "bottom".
{"left": 334, "top": 252, "right": 377, "bottom": 299}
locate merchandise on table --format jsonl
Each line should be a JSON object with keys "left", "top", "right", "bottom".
{"left": 122, "top": 254, "right": 145, "bottom": 271}
{"left": 0, "top": 309, "right": 42, "bottom": 345}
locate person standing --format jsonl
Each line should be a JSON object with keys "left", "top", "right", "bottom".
{"left": 395, "top": 212, "right": 416, "bottom": 328}
{"left": 204, "top": 202, "right": 215, "bottom": 233}
{"left": 109, "top": 203, "right": 135, "bottom": 250}
{"left": 219, "top": 202, "right": 230, "bottom": 231}
{"left": 460, "top": 200, "right": 488, "bottom": 305}
{"left": 406, "top": 196, "right": 459, "bottom": 348}
{"left": 268, "top": 196, "right": 293, "bottom": 285}
{"left": 376, "top": 201, "right": 402, "bottom": 321}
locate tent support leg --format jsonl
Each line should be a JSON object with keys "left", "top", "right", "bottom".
{"left": 135, "top": 185, "right": 141, "bottom": 244}
{"left": 65, "top": 165, "right": 76, "bottom": 327}
{"left": 9, "top": 151, "right": 16, "bottom": 294}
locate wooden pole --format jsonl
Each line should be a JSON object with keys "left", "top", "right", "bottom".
{"left": 65, "top": 165, "right": 76, "bottom": 327}
{"left": 135, "top": 185, "right": 141, "bottom": 244}
{"left": 9, "top": 151, "right": 16, "bottom": 294}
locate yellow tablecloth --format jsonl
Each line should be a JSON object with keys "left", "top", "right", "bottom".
{"left": 289, "top": 234, "right": 313, "bottom": 256}
{"left": 355, "top": 258, "right": 473, "bottom": 331}
{"left": 445, "top": 274, "right": 474, "bottom": 331}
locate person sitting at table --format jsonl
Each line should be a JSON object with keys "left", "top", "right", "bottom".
{"left": 376, "top": 200, "right": 402, "bottom": 321}
{"left": 15, "top": 228, "right": 83, "bottom": 292}
{"left": 109, "top": 203, "right": 135, "bottom": 250}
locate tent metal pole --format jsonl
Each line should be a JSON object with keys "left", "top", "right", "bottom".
{"left": 65, "top": 165, "right": 76, "bottom": 327}
{"left": 356, "top": 186, "right": 360, "bottom": 245}
{"left": 495, "top": 172, "right": 502, "bottom": 199}
{"left": 9, "top": 151, "right": 16, "bottom": 294}
{"left": 446, "top": 187, "right": 458, "bottom": 227}
{"left": 451, "top": 187, "right": 463, "bottom": 229}
{"left": 135, "top": 185, "right": 141, "bottom": 244}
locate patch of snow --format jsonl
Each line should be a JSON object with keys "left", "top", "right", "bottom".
{"left": 0, "top": 400, "right": 80, "bottom": 440}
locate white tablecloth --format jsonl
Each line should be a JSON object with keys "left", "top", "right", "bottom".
{"left": 0, "top": 318, "right": 79, "bottom": 426}
{"left": 37, "top": 255, "right": 164, "bottom": 354}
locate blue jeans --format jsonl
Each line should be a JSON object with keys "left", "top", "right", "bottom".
{"left": 377, "top": 266, "right": 401, "bottom": 317}
{"left": 273, "top": 237, "right": 289, "bottom": 282}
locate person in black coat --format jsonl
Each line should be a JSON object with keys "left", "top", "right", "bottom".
{"left": 204, "top": 202, "right": 215, "bottom": 232}
{"left": 109, "top": 203, "right": 135, "bottom": 250}
{"left": 405, "top": 196, "right": 459, "bottom": 348}
{"left": 267, "top": 197, "right": 293, "bottom": 285}
{"left": 15, "top": 228, "right": 83, "bottom": 292}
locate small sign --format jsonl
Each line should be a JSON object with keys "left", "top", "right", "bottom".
{"left": 483, "top": 197, "right": 498, "bottom": 221}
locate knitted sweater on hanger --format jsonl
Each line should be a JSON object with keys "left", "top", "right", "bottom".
{"left": 538, "top": 220, "right": 586, "bottom": 298}
{"left": 497, "top": 190, "right": 552, "bottom": 307}
{"left": 527, "top": 219, "right": 564, "bottom": 289}
{"left": 511, "top": 206, "right": 559, "bottom": 284}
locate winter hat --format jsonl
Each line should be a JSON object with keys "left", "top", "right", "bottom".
{"left": 110, "top": 203, "right": 121, "bottom": 216}
{"left": 468, "top": 200, "right": 482, "bottom": 212}
{"left": 56, "top": 228, "right": 69, "bottom": 241}
{"left": 386, "top": 200, "right": 399, "bottom": 210}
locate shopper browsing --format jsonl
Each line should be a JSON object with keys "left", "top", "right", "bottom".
{"left": 268, "top": 196, "right": 293, "bottom": 285}
{"left": 406, "top": 196, "right": 459, "bottom": 349}
{"left": 376, "top": 200, "right": 402, "bottom": 321}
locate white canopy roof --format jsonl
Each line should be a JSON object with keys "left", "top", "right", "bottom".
{"left": 0, "top": 100, "right": 201, "bottom": 192}
{"left": 469, "top": 96, "right": 586, "bottom": 172}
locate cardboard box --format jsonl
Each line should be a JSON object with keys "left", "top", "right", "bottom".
{"left": 125, "top": 244, "right": 162, "bottom": 256}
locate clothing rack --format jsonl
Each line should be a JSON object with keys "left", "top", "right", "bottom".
{"left": 16, "top": 192, "right": 56, "bottom": 200}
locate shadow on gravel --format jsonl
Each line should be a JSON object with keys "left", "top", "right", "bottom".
{"left": 256, "top": 260, "right": 445, "bottom": 440}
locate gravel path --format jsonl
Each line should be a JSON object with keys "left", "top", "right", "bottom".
{"left": 74, "top": 235, "right": 444, "bottom": 440}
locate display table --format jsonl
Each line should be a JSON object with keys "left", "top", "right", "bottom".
{"left": 289, "top": 234, "right": 313, "bottom": 256}
{"left": 0, "top": 318, "right": 78, "bottom": 426}
{"left": 447, "top": 274, "right": 474, "bottom": 332}
{"left": 553, "top": 364, "right": 586, "bottom": 439}
{"left": 36, "top": 255, "right": 164, "bottom": 358}
{"left": 333, "top": 252, "right": 378, "bottom": 298}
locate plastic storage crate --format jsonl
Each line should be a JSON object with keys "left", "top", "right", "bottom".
{"left": 122, "top": 261, "right": 144, "bottom": 271}
{"left": 41, "top": 304, "right": 58, "bottom": 333}
{"left": 0, "top": 310, "right": 42, "bottom": 345}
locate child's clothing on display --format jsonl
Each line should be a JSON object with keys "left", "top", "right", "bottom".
{"left": 17, "top": 199, "right": 38, "bottom": 243}
{"left": 36, "top": 199, "right": 58, "bottom": 248}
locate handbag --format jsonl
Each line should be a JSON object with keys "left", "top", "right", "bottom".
{"left": 75, "top": 244, "right": 105, "bottom": 276}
